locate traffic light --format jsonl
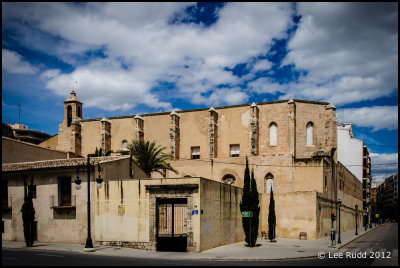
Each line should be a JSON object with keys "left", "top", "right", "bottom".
{"left": 331, "top": 211, "right": 336, "bottom": 221}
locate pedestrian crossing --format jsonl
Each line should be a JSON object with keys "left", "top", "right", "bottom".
{"left": 337, "top": 248, "right": 398, "bottom": 259}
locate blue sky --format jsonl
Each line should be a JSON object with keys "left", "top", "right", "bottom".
{"left": 2, "top": 2, "right": 398, "bottom": 183}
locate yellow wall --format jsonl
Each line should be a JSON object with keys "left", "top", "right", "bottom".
{"left": 199, "top": 179, "right": 244, "bottom": 251}
{"left": 108, "top": 117, "right": 135, "bottom": 153}
{"left": 81, "top": 120, "right": 102, "bottom": 156}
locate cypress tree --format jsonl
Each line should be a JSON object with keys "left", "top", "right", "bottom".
{"left": 240, "top": 157, "right": 252, "bottom": 246}
{"left": 268, "top": 188, "right": 276, "bottom": 242}
{"left": 250, "top": 169, "right": 260, "bottom": 247}
{"left": 21, "top": 176, "right": 35, "bottom": 247}
{"left": 240, "top": 157, "right": 260, "bottom": 247}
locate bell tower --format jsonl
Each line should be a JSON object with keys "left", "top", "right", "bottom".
{"left": 57, "top": 91, "right": 83, "bottom": 155}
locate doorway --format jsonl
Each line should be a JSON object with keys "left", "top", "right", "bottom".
{"left": 156, "top": 198, "right": 187, "bottom": 252}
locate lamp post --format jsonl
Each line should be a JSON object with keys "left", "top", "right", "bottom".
{"left": 337, "top": 199, "right": 342, "bottom": 244}
{"left": 75, "top": 155, "right": 103, "bottom": 252}
{"left": 355, "top": 204, "right": 358, "bottom": 235}
{"left": 364, "top": 210, "right": 367, "bottom": 231}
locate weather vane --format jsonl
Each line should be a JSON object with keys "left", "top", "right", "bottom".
{"left": 70, "top": 81, "right": 78, "bottom": 92}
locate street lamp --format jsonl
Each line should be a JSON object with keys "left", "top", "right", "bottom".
{"left": 337, "top": 199, "right": 342, "bottom": 244}
{"left": 364, "top": 210, "right": 367, "bottom": 231}
{"left": 74, "top": 155, "right": 103, "bottom": 251}
{"left": 355, "top": 204, "right": 358, "bottom": 235}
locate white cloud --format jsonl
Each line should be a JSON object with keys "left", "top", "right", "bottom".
{"left": 342, "top": 106, "right": 398, "bottom": 131}
{"left": 4, "top": 3, "right": 397, "bottom": 112}
{"left": 3, "top": 2, "right": 294, "bottom": 110}
{"left": 40, "top": 69, "right": 61, "bottom": 80}
{"left": 280, "top": 2, "right": 398, "bottom": 105}
{"left": 2, "top": 49, "right": 38, "bottom": 74}
{"left": 370, "top": 152, "right": 398, "bottom": 183}
{"left": 191, "top": 87, "right": 249, "bottom": 107}
{"left": 247, "top": 77, "right": 286, "bottom": 95}
{"left": 43, "top": 58, "right": 172, "bottom": 112}
{"left": 252, "top": 59, "right": 273, "bottom": 72}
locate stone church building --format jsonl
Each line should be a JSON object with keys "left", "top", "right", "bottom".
{"left": 2, "top": 91, "right": 364, "bottom": 252}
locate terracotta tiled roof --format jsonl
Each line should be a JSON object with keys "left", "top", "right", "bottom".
{"left": 2, "top": 156, "right": 129, "bottom": 172}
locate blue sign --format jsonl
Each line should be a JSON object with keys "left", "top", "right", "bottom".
{"left": 192, "top": 210, "right": 199, "bottom": 215}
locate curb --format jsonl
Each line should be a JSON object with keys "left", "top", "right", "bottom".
{"left": 2, "top": 226, "right": 381, "bottom": 262}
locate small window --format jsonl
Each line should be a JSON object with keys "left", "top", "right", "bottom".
{"left": 222, "top": 174, "right": 236, "bottom": 185}
{"left": 230, "top": 144, "right": 240, "bottom": 157}
{"left": 67, "top": 105, "right": 72, "bottom": 127}
{"left": 306, "top": 122, "right": 313, "bottom": 145}
{"left": 191, "top": 147, "right": 200, "bottom": 159}
{"left": 269, "top": 123, "right": 277, "bottom": 146}
{"left": 58, "top": 177, "right": 71, "bottom": 206}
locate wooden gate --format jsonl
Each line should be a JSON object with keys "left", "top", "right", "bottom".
{"left": 156, "top": 198, "right": 187, "bottom": 252}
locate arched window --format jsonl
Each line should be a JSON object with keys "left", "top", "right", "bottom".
{"left": 265, "top": 173, "right": 274, "bottom": 193}
{"left": 269, "top": 122, "right": 277, "bottom": 146}
{"left": 221, "top": 174, "right": 236, "bottom": 185}
{"left": 77, "top": 106, "right": 81, "bottom": 118}
{"left": 306, "top": 122, "right": 314, "bottom": 145}
{"left": 67, "top": 105, "right": 72, "bottom": 127}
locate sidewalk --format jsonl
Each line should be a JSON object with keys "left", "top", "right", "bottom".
{"left": 2, "top": 224, "right": 380, "bottom": 261}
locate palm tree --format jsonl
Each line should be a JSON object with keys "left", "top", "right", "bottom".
{"left": 128, "top": 140, "right": 178, "bottom": 177}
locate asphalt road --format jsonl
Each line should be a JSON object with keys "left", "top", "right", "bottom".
{"left": 2, "top": 223, "right": 398, "bottom": 266}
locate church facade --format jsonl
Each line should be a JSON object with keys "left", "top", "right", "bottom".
{"left": 52, "top": 91, "right": 363, "bottom": 239}
{"left": 2, "top": 91, "right": 365, "bottom": 252}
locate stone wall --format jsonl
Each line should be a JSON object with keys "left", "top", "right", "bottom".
{"left": 2, "top": 170, "right": 92, "bottom": 243}
{"left": 72, "top": 100, "right": 337, "bottom": 162}
{"left": 199, "top": 179, "right": 244, "bottom": 251}
{"left": 2, "top": 157, "right": 146, "bottom": 244}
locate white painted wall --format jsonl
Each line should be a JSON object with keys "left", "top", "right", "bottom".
{"left": 337, "top": 123, "right": 363, "bottom": 181}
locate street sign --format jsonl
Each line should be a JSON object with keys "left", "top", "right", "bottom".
{"left": 242, "top": 211, "right": 253, "bottom": 217}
